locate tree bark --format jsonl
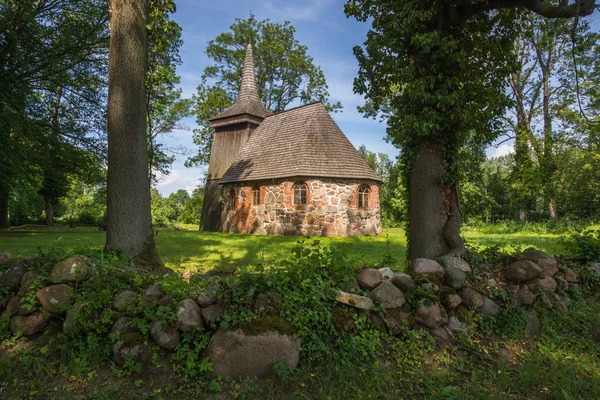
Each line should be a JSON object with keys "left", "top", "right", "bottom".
{"left": 0, "top": 195, "right": 8, "bottom": 229}
{"left": 409, "top": 144, "right": 465, "bottom": 260}
{"left": 548, "top": 200, "right": 558, "bottom": 223}
{"left": 44, "top": 194, "right": 54, "bottom": 226}
{"left": 105, "top": 0, "right": 162, "bottom": 270}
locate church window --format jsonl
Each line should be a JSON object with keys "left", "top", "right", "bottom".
{"left": 358, "top": 185, "right": 370, "bottom": 208}
{"left": 228, "top": 189, "right": 236, "bottom": 209}
{"left": 252, "top": 186, "right": 261, "bottom": 205}
{"left": 293, "top": 182, "right": 308, "bottom": 205}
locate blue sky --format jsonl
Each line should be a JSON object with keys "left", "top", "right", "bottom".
{"left": 156, "top": 0, "right": 599, "bottom": 195}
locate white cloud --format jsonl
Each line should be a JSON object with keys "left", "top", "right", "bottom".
{"left": 487, "top": 143, "right": 513, "bottom": 159}
{"left": 155, "top": 168, "right": 204, "bottom": 196}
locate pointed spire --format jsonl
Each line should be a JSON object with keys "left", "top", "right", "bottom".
{"left": 237, "top": 41, "right": 261, "bottom": 103}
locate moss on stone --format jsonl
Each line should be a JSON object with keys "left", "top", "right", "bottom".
{"left": 455, "top": 306, "right": 473, "bottom": 324}
{"left": 413, "top": 274, "right": 441, "bottom": 286}
{"left": 239, "top": 315, "right": 296, "bottom": 336}
{"left": 331, "top": 305, "right": 356, "bottom": 332}
{"left": 120, "top": 332, "right": 146, "bottom": 349}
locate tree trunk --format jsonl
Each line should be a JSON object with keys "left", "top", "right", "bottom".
{"left": 0, "top": 195, "right": 8, "bottom": 229}
{"left": 541, "top": 67, "right": 557, "bottom": 222}
{"left": 105, "top": 0, "right": 162, "bottom": 270}
{"left": 519, "top": 209, "right": 527, "bottom": 223}
{"left": 548, "top": 200, "right": 558, "bottom": 223}
{"left": 45, "top": 194, "right": 54, "bottom": 226}
{"left": 409, "top": 144, "right": 465, "bottom": 260}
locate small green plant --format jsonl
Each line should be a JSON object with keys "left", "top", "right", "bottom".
{"left": 486, "top": 304, "right": 529, "bottom": 339}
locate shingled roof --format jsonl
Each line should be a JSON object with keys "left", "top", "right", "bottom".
{"left": 209, "top": 42, "right": 271, "bottom": 127}
{"left": 219, "top": 102, "right": 382, "bottom": 184}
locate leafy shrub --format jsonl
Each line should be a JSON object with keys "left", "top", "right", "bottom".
{"left": 486, "top": 304, "right": 529, "bottom": 339}
{"left": 562, "top": 229, "right": 600, "bottom": 263}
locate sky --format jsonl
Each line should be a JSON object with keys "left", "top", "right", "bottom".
{"left": 155, "top": 0, "right": 599, "bottom": 196}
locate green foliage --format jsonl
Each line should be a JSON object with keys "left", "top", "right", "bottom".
{"left": 171, "top": 331, "right": 213, "bottom": 383}
{"left": 486, "top": 304, "right": 529, "bottom": 339}
{"left": 563, "top": 229, "right": 600, "bottom": 263}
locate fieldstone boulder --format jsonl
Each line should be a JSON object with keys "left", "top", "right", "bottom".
{"left": 504, "top": 260, "right": 541, "bottom": 283}
{"left": 63, "top": 302, "right": 88, "bottom": 335}
{"left": 391, "top": 273, "right": 415, "bottom": 292}
{"left": 112, "top": 333, "right": 153, "bottom": 365}
{"left": 18, "top": 271, "right": 38, "bottom": 296}
{"left": 3, "top": 296, "right": 37, "bottom": 316}
{"left": 516, "top": 287, "right": 535, "bottom": 306}
{"left": 534, "top": 276, "right": 557, "bottom": 293}
{"left": 331, "top": 306, "right": 356, "bottom": 332}
{"left": 113, "top": 290, "right": 139, "bottom": 313}
{"left": 196, "top": 281, "right": 222, "bottom": 307}
{"left": 335, "top": 291, "right": 374, "bottom": 310}
{"left": 206, "top": 329, "right": 300, "bottom": 378}
{"left": 437, "top": 256, "right": 472, "bottom": 275}
{"left": 201, "top": 304, "right": 229, "bottom": 326}
{"left": 523, "top": 249, "right": 558, "bottom": 277}
{"left": 415, "top": 300, "right": 447, "bottom": 329}
{"left": 411, "top": 259, "right": 445, "bottom": 280}
{"left": 564, "top": 268, "right": 578, "bottom": 283}
{"left": 440, "top": 289, "right": 462, "bottom": 310}
{"left": 51, "top": 255, "right": 93, "bottom": 284}
{"left": 150, "top": 322, "right": 180, "bottom": 350}
{"left": 144, "top": 284, "right": 164, "bottom": 301}
{"left": 253, "top": 292, "right": 283, "bottom": 314}
{"left": 378, "top": 267, "right": 394, "bottom": 280}
{"left": 177, "top": 299, "right": 204, "bottom": 332}
{"left": 460, "top": 288, "right": 484, "bottom": 309}
{"left": 357, "top": 268, "right": 382, "bottom": 291}
{"left": 36, "top": 284, "right": 72, "bottom": 314}
{"left": 479, "top": 297, "right": 501, "bottom": 317}
{"left": 111, "top": 316, "right": 138, "bottom": 336}
{"left": 447, "top": 316, "right": 468, "bottom": 333}
{"left": 320, "top": 223, "right": 337, "bottom": 237}
{"left": 0, "top": 252, "right": 11, "bottom": 263}
{"left": 10, "top": 311, "right": 50, "bottom": 335}
{"left": 370, "top": 280, "right": 406, "bottom": 309}
{"left": 267, "top": 222, "right": 283, "bottom": 235}
{"left": 0, "top": 261, "right": 27, "bottom": 291}
{"left": 430, "top": 327, "right": 452, "bottom": 343}
{"left": 445, "top": 268, "right": 467, "bottom": 290}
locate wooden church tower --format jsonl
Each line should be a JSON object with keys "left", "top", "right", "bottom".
{"left": 200, "top": 41, "right": 271, "bottom": 231}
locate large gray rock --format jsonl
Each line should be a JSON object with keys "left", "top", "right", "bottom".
{"left": 516, "top": 287, "right": 535, "bottom": 306}
{"left": 334, "top": 291, "right": 374, "bottom": 310}
{"left": 504, "top": 260, "right": 542, "bottom": 283}
{"left": 460, "top": 288, "right": 484, "bottom": 308}
{"left": 63, "top": 301, "right": 88, "bottom": 335}
{"left": 10, "top": 311, "right": 50, "bottom": 335}
{"left": 0, "top": 252, "right": 12, "bottom": 263}
{"left": 112, "top": 333, "right": 152, "bottom": 365}
{"left": 196, "top": 281, "right": 222, "bottom": 307}
{"left": 378, "top": 267, "right": 394, "bottom": 280}
{"left": 113, "top": 290, "right": 139, "bottom": 313}
{"left": 437, "top": 256, "right": 472, "bottom": 275}
{"left": 523, "top": 249, "right": 558, "bottom": 277}
{"left": 253, "top": 292, "right": 283, "bottom": 314}
{"left": 447, "top": 316, "right": 468, "bottom": 333}
{"left": 177, "top": 299, "right": 205, "bottom": 332}
{"left": 36, "top": 284, "right": 72, "bottom": 314}
{"left": 206, "top": 329, "right": 300, "bottom": 378}
{"left": 357, "top": 268, "right": 382, "bottom": 291}
{"left": 150, "top": 321, "right": 180, "bottom": 350}
{"left": 411, "top": 259, "right": 445, "bottom": 280}
{"left": 51, "top": 255, "right": 93, "bottom": 283}
{"left": 391, "top": 273, "right": 415, "bottom": 292}
{"left": 201, "top": 304, "right": 229, "bottom": 326}
{"left": 564, "top": 268, "right": 578, "bottom": 283}
{"left": 0, "top": 260, "right": 27, "bottom": 291}
{"left": 445, "top": 268, "right": 467, "bottom": 290}
{"left": 415, "top": 301, "right": 447, "bottom": 329}
{"left": 440, "top": 289, "right": 462, "bottom": 310}
{"left": 534, "top": 276, "right": 557, "bottom": 293}
{"left": 144, "top": 284, "right": 164, "bottom": 301}
{"left": 369, "top": 280, "right": 406, "bottom": 309}
{"left": 110, "top": 316, "right": 138, "bottom": 337}
{"left": 479, "top": 297, "right": 501, "bottom": 317}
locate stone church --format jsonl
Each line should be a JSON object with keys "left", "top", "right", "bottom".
{"left": 200, "top": 41, "right": 382, "bottom": 237}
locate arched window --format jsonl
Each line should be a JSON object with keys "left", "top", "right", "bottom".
{"left": 252, "top": 186, "right": 261, "bottom": 205}
{"left": 228, "top": 189, "right": 236, "bottom": 209}
{"left": 293, "top": 182, "right": 308, "bottom": 205}
{"left": 358, "top": 185, "right": 370, "bottom": 208}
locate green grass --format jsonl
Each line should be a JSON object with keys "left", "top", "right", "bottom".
{"left": 0, "top": 224, "right": 579, "bottom": 273}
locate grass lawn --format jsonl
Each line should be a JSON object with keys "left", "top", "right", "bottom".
{"left": 0, "top": 224, "right": 575, "bottom": 273}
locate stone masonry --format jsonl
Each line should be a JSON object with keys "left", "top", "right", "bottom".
{"left": 220, "top": 178, "right": 381, "bottom": 237}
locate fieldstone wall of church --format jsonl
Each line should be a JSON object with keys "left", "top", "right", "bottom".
{"left": 219, "top": 178, "right": 381, "bottom": 237}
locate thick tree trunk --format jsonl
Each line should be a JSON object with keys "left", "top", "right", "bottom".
{"left": 44, "top": 194, "right": 54, "bottom": 226}
{"left": 548, "top": 200, "right": 558, "bottom": 223}
{"left": 105, "top": 0, "right": 162, "bottom": 270}
{"left": 519, "top": 209, "right": 527, "bottom": 223}
{"left": 409, "top": 144, "right": 465, "bottom": 260}
{"left": 0, "top": 195, "right": 8, "bottom": 229}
